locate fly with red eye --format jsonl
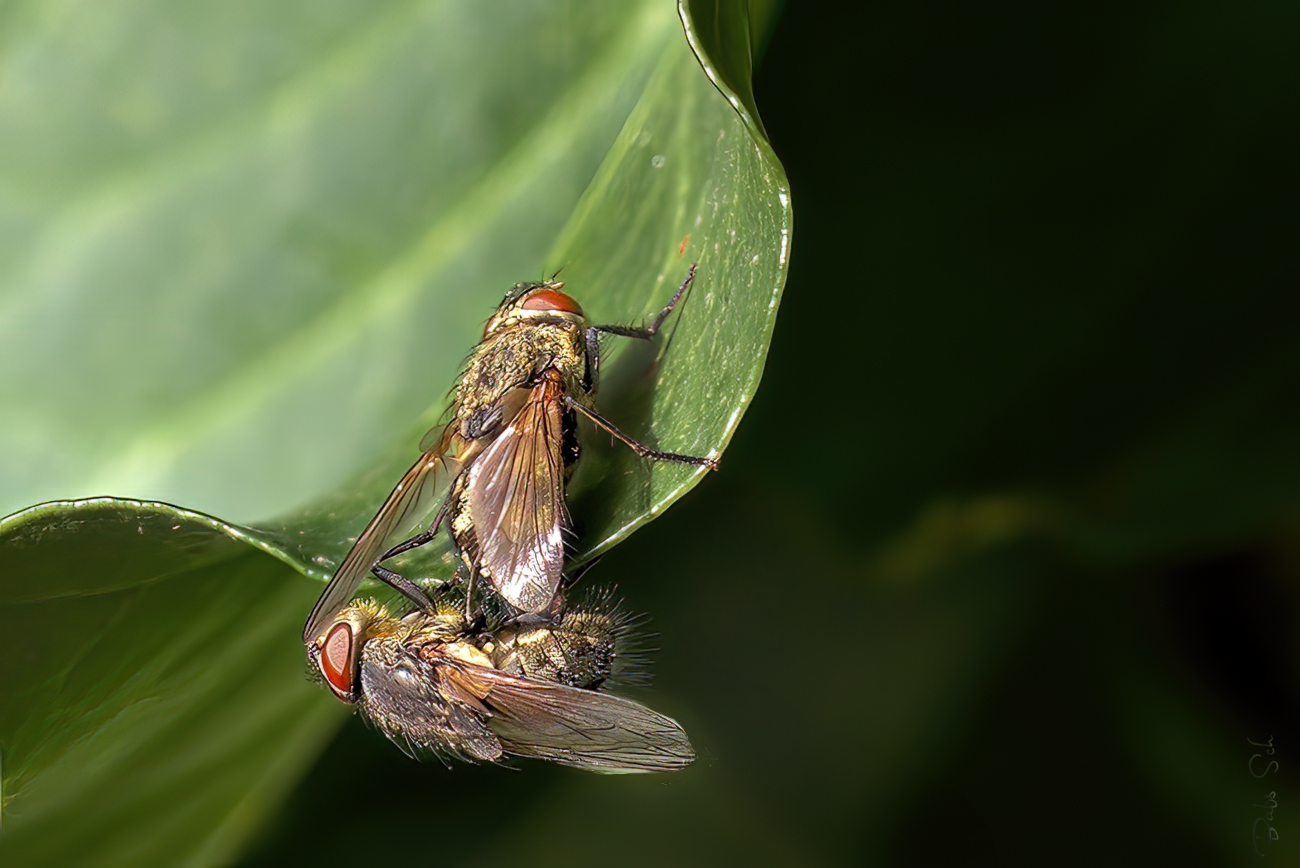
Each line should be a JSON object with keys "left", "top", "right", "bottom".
{"left": 301, "top": 265, "right": 718, "bottom": 644}
{"left": 306, "top": 595, "right": 694, "bottom": 771}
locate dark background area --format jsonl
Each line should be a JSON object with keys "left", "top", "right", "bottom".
{"left": 243, "top": 2, "right": 1299, "bottom": 865}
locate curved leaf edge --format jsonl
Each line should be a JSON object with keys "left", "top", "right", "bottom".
{"left": 3, "top": 2, "right": 795, "bottom": 594}
{"left": 274, "top": 5, "right": 796, "bottom": 580}
{"left": 0, "top": 497, "right": 323, "bottom": 581}
{"left": 679, "top": 0, "right": 790, "bottom": 189}
{"left": 576, "top": 2, "right": 792, "bottom": 559}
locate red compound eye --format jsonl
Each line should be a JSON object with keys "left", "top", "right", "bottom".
{"left": 521, "top": 287, "right": 583, "bottom": 316}
{"left": 320, "top": 622, "right": 354, "bottom": 699}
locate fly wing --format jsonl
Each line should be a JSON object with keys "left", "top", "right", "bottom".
{"left": 447, "top": 664, "right": 695, "bottom": 773}
{"left": 302, "top": 433, "right": 455, "bottom": 643}
{"left": 465, "top": 377, "right": 567, "bottom": 612}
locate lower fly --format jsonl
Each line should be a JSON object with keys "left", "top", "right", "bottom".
{"left": 307, "top": 589, "right": 693, "bottom": 772}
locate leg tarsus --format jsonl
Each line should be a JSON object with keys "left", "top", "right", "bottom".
{"left": 591, "top": 263, "right": 697, "bottom": 341}
{"left": 564, "top": 395, "right": 718, "bottom": 470}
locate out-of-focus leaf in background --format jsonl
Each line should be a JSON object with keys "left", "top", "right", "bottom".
{"left": 0, "top": 0, "right": 789, "bottom": 864}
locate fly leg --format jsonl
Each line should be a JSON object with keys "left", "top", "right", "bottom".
{"left": 436, "top": 521, "right": 482, "bottom": 622}
{"left": 561, "top": 555, "right": 603, "bottom": 592}
{"left": 590, "top": 263, "right": 697, "bottom": 340}
{"left": 376, "top": 526, "right": 440, "bottom": 562}
{"left": 370, "top": 564, "right": 435, "bottom": 612}
{"left": 368, "top": 495, "right": 453, "bottom": 609}
{"left": 462, "top": 565, "right": 477, "bottom": 623}
{"left": 563, "top": 396, "right": 719, "bottom": 469}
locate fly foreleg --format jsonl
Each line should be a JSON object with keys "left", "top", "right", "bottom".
{"left": 590, "top": 263, "right": 697, "bottom": 340}
{"left": 563, "top": 395, "right": 718, "bottom": 469}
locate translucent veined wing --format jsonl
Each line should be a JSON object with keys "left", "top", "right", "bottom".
{"left": 443, "top": 659, "right": 695, "bottom": 772}
{"left": 464, "top": 375, "right": 568, "bottom": 612}
{"left": 302, "top": 433, "right": 455, "bottom": 642}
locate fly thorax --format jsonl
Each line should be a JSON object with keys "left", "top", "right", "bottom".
{"left": 457, "top": 323, "right": 585, "bottom": 425}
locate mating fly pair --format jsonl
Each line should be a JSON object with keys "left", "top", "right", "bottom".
{"left": 301, "top": 267, "right": 714, "bottom": 771}
{"left": 302, "top": 265, "right": 716, "bottom": 643}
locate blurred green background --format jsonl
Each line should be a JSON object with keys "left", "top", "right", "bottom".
{"left": 244, "top": 2, "right": 1299, "bottom": 866}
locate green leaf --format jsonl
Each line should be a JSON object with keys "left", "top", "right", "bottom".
{"left": 0, "top": 501, "right": 340, "bottom": 865}
{"left": 0, "top": 0, "right": 789, "bottom": 862}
